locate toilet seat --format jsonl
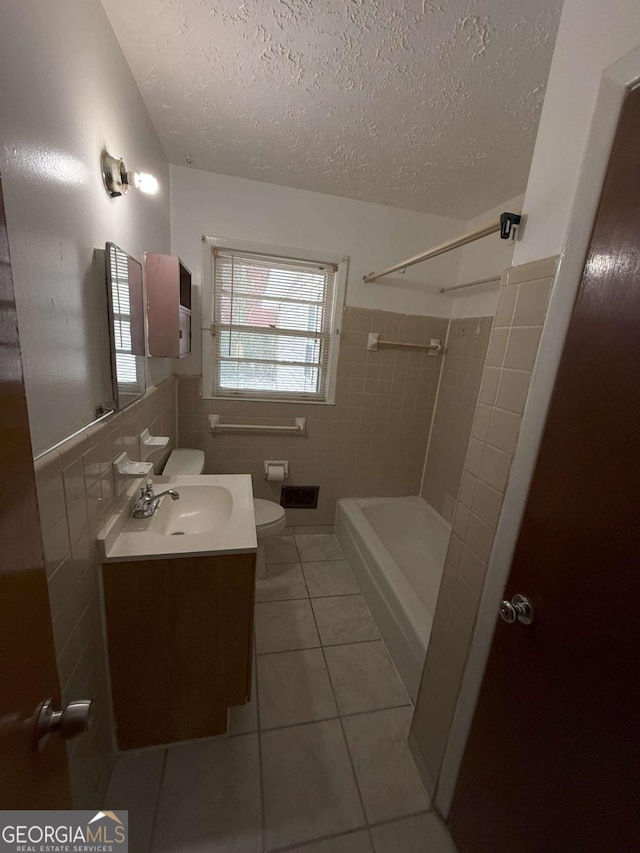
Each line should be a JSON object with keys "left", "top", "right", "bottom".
{"left": 253, "top": 498, "right": 286, "bottom": 538}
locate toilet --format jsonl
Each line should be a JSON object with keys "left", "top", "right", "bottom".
{"left": 162, "top": 449, "right": 286, "bottom": 581}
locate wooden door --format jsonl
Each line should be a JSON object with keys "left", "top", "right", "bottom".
{"left": 449, "top": 84, "right": 640, "bottom": 853}
{"left": 0, "top": 175, "right": 71, "bottom": 807}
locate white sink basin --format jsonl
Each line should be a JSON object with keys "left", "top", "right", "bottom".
{"left": 98, "top": 474, "right": 257, "bottom": 562}
{"left": 135, "top": 485, "right": 233, "bottom": 537}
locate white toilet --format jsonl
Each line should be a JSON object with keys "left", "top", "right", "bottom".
{"left": 162, "top": 448, "right": 286, "bottom": 581}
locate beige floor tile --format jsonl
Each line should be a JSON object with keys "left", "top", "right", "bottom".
{"left": 256, "top": 562, "right": 308, "bottom": 602}
{"left": 228, "top": 654, "right": 258, "bottom": 735}
{"left": 105, "top": 749, "right": 164, "bottom": 853}
{"left": 371, "top": 812, "right": 458, "bottom": 853}
{"left": 295, "top": 534, "right": 345, "bottom": 562}
{"left": 265, "top": 535, "right": 299, "bottom": 563}
{"left": 303, "top": 560, "right": 360, "bottom": 597}
{"left": 324, "top": 641, "right": 408, "bottom": 715}
{"left": 343, "top": 708, "right": 430, "bottom": 824}
{"left": 312, "top": 595, "right": 379, "bottom": 646}
{"left": 261, "top": 720, "right": 365, "bottom": 850}
{"left": 152, "top": 735, "right": 261, "bottom": 852}
{"left": 255, "top": 599, "right": 320, "bottom": 654}
{"left": 290, "top": 829, "right": 373, "bottom": 852}
{"left": 258, "top": 649, "right": 337, "bottom": 729}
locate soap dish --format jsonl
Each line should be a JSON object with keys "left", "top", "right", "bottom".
{"left": 139, "top": 428, "right": 170, "bottom": 462}
{"left": 113, "top": 452, "right": 153, "bottom": 494}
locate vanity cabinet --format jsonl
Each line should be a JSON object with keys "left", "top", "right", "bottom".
{"left": 145, "top": 252, "right": 192, "bottom": 358}
{"left": 102, "top": 551, "right": 255, "bottom": 750}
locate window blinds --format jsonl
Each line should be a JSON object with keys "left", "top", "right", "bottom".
{"left": 108, "top": 245, "right": 139, "bottom": 387}
{"left": 213, "top": 249, "right": 338, "bottom": 400}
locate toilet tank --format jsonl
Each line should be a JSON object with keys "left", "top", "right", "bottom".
{"left": 163, "top": 448, "right": 205, "bottom": 476}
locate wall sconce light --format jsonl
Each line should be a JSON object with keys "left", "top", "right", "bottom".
{"left": 101, "top": 150, "right": 159, "bottom": 198}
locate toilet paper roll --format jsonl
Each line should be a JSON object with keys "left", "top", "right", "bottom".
{"left": 266, "top": 464, "right": 286, "bottom": 482}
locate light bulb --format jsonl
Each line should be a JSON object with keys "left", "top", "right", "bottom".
{"left": 130, "top": 171, "right": 159, "bottom": 195}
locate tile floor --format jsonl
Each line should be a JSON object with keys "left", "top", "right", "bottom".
{"left": 105, "top": 531, "right": 458, "bottom": 853}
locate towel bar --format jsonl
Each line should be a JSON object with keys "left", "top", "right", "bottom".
{"left": 208, "top": 415, "right": 306, "bottom": 434}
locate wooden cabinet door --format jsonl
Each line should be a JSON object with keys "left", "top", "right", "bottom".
{"left": 449, "top": 85, "right": 640, "bottom": 853}
{"left": 146, "top": 253, "right": 192, "bottom": 358}
{"left": 146, "top": 252, "right": 180, "bottom": 357}
{"left": 0, "top": 175, "right": 71, "bottom": 807}
{"left": 103, "top": 553, "right": 255, "bottom": 749}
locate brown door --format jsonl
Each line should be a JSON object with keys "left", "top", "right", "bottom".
{"left": 450, "top": 85, "right": 640, "bottom": 853}
{"left": 0, "top": 175, "right": 71, "bottom": 807}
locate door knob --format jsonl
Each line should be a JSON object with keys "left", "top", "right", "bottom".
{"left": 33, "top": 698, "right": 93, "bottom": 751}
{"left": 499, "top": 594, "right": 534, "bottom": 625}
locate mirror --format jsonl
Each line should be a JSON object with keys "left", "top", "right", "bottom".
{"left": 105, "top": 242, "right": 146, "bottom": 409}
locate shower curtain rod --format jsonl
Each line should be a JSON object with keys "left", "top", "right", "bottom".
{"left": 362, "top": 212, "right": 521, "bottom": 284}
{"left": 439, "top": 275, "right": 501, "bottom": 294}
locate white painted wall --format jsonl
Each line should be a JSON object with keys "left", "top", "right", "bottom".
{"left": 170, "top": 165, "right": 464, "bottom": 374}
{"left": 0, "top": 0, "right": 172, "bottom": 456}
{"left": 438, "top": 2, "right": 640, "bottom": 816}
{"left": 514, "top": 0, "right": 640, "bottom": 265}
{"left": 451, "top": 194, "right": 524, "bottom": 319}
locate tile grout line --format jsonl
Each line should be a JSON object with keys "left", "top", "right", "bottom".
{"left": 145, "top": 702, "right": 412, "bottom": 747}
{"left": 256, "top": 553, "right": 360, "bottom": 603}
{"left": 303, "top": 534, "right": 428, "bottom": 843}
{"left": 254, "top": 633, "right": 267, "bottom": 853}
{"left": 255, "top": 637, "right": 389, "bottom": 657}
{"left": 147, "top": 747, "right": 169, "bottom": 853}
{"left": 256, "top": 638, "right": 373, "bottom": 657}
{"left": 256, "top": 592, "right": 360, "bottom": 603}
{"left": 300, "top": 552, "right": 375, "bottom": 848}
{"left": 258, "top": 589, "right": 364, "bottom": 604}
{"left": 257, "top": 701, "right": 412, "bottom": 735}
{"left": 268, "top": 808, "right": 434, "bottom": 853}
{"left": 260, "top": 534, "right": 307, "bottom": 853}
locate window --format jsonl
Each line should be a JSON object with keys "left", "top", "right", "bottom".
{"left": 205, "top": 243, "right": 346, "bottom": 403}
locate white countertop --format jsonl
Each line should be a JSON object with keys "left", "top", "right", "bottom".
{"left": 98, "top": 474, "right": 257, "bottom": 562}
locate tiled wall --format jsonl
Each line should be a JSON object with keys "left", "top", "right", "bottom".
{"left": 178, "top": 307, "right": 448, "bottom": 525}
{"left": 409, "top": 257, "right": 558, "bottom": 796}
{"left": 34, "top": 377, "right": 177, "bottom": 807}
{"left": 421, "top": 317, "right": 493, "bottom": 520}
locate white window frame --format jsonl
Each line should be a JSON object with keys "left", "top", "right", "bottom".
{"left": 201, "top": 236, "right": 348, "bottom": 404}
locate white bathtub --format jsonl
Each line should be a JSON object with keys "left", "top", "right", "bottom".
{"left": 335, "top": 496, "right": 451, "bottom": 699}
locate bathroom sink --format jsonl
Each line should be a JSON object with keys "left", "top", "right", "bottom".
{"left": 143, "top": 485, "right": 233, "bottom": 537}
{"left": 97, "top": 474, "right": 257, "bottom": 562}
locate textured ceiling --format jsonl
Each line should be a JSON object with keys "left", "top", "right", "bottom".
{"left": 102, "top": 0, "right": 562, "bottom": 219}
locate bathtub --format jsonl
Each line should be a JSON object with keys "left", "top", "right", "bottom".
{"left": 335, "top": 496, "right": 451, "bottom": 700}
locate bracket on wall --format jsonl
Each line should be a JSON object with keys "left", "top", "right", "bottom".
{"left": 500, "top": 211, "right": 522, "bottom": 241}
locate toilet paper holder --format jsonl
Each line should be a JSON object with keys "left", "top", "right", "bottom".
{"left": 264, "top": 460, "right": 289, "bottom": 480}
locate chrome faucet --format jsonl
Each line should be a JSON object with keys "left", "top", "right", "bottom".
{"left": 132, "top": 480, "right": 180, "bottom": 519}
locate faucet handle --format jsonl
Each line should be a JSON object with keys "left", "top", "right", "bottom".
{"left": 141, "top": 480, "right": 154, "bottom": 498}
